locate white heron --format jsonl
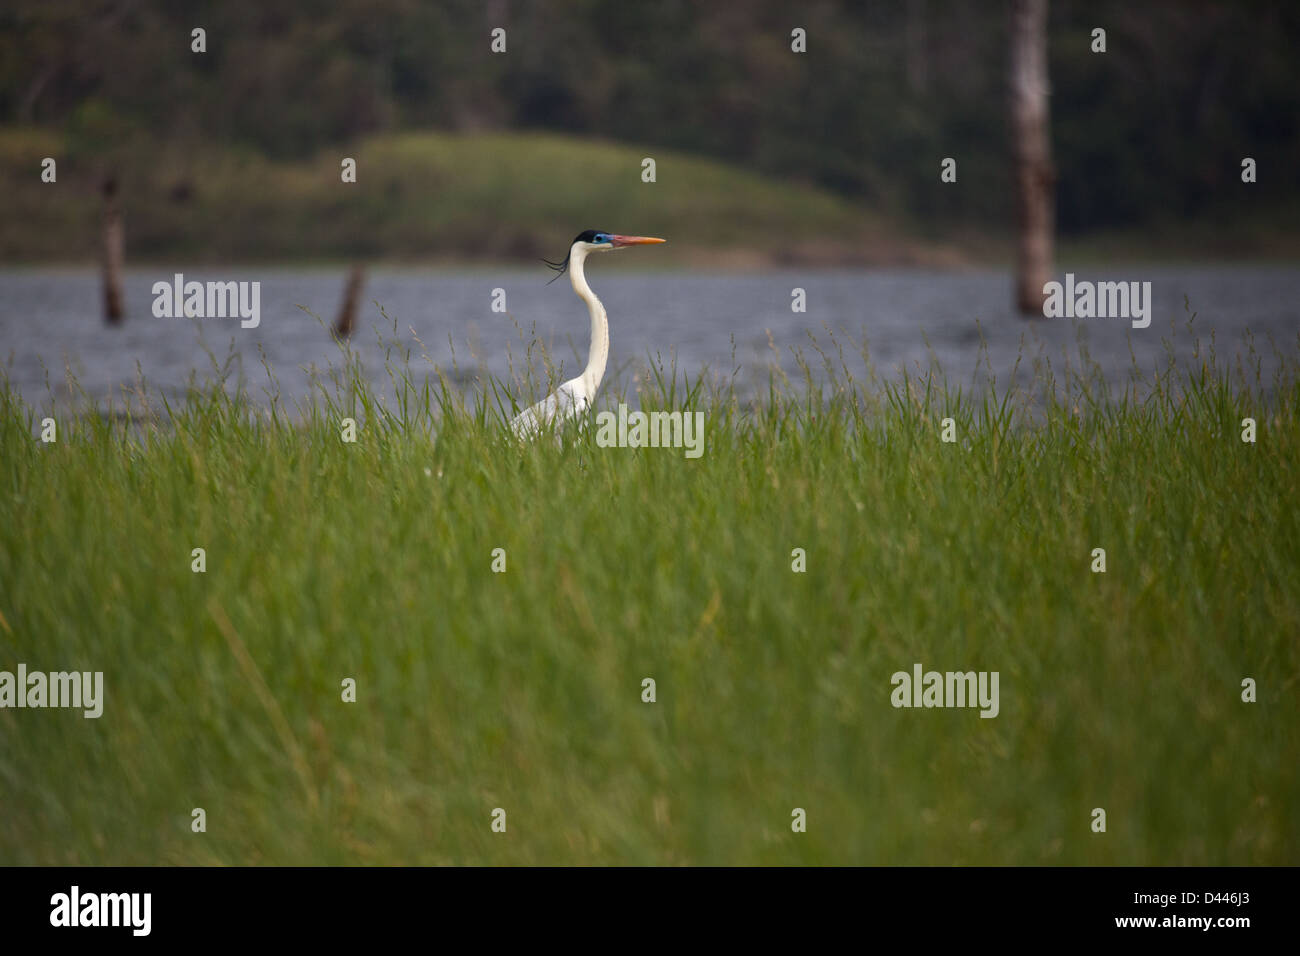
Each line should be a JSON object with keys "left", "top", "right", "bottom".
{"left": 510, "top": 230, "right": 665, "bottom": 436}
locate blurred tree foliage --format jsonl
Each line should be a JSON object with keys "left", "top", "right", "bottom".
{"left": 2, "top": 0, "right": 1296, "bottom": 235}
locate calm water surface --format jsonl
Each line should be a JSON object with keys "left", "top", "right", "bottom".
{"left": 2, "top": 266, "right": 1297, "bottom": 411}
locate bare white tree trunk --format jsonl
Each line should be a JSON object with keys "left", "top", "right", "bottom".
{"left": 1009, "top": 0, "right": 1054, "bottom": 316}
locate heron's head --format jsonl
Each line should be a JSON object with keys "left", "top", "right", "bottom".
{"left": 544, "top": 230, "right": 665, "bottom": 282}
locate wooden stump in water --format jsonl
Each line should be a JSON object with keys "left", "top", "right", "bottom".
{"left": 333, "top": 265, "right": 366, "bottom": 339}
{"left": 101, "top": 176, "right": 125, "bottom": 325}
{"left": 1009, "top": 0, "right": 1054, "bottom": 316}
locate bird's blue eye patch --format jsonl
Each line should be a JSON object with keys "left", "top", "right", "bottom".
{"left": 594, "top": 233, "right": 610, "bottom": 243}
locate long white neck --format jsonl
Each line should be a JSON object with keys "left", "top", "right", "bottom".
{"left": 569, "top": 245, "right": 609, "bottom": 395}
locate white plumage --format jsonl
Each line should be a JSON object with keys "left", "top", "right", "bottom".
{"left": 511, "top": 231, "right": 664, "bottom": 437}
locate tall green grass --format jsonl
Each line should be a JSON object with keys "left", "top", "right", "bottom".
{"left": 1, "top": 320, "right": 1297, "bottom": 864}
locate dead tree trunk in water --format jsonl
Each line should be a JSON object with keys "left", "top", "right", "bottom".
{"left": 101, "top": 176, "right": 125, "bottom": 324}
{"left": 1009, "top": 0, "right": 1054, "bottom": 316}
{"left": 905, "top": 0, "right": 928, "bottom": 96}
{"left": 333, "top": 265, "right": 365, "bottom": 339}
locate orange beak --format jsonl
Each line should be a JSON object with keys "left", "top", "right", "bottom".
{"left": 609, "top": 235, "right": 666, "bottom": 247}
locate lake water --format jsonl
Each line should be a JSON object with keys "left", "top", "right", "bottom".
{"left": 2, "top": 265, "right": 1297, "bottom": 412}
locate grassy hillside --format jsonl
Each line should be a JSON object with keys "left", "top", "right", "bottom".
{"left": 0, "top": 331, "right": 1296, "bottom": 865}
{"left": 0, "top": 127, "right": 961, "bottom": 267}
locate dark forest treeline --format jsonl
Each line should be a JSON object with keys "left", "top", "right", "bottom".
{"left": 2, "top": 0, "right": 1297, "bottom": 236}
